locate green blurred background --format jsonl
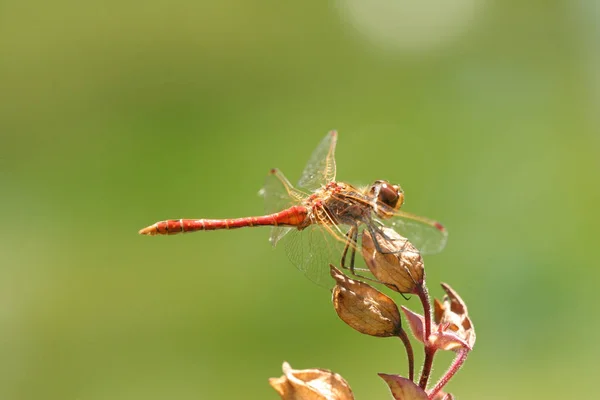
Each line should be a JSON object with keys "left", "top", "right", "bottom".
{"left": 1, "top": 1, "right": 599, "bottom": 399}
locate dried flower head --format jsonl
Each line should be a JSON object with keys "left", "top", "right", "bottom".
{"left": 330, "top": 265, "right": 402, "bottom": 337}
{"left": 433, "top": 283, "right": 476, "bottom": 349}
{"left": 401, "top": 283, "right": 475, "bottom": 352}
{"left": 269, "top": 361, "right": 354, "bottom": 400}
{"left": 361, "top": 228, "right": 424, "bottom": 294}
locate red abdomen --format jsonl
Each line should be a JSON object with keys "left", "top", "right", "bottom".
{"left": 138, "top": 206, "right": 308, "bottom": 236}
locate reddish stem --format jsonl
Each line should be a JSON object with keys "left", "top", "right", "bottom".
{"left": 419, "top": 345, "right": 437, "bottom": 390}
{"left": 397, "top": 329, "right": 415, "bottom": 381}
{"left": 416, "top": 283, "right": 432, "bottom": 339}
{"left": 428, "top": 348, "right": 469, "bottom": 399}
{"left": 416, "top": 282, "right": 435, "bottom": 390}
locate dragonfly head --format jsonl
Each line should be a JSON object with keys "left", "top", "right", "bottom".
{"left": 368, "top": 180, "right": 404, "bottom": 218}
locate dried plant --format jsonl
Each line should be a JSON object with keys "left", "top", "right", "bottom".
{"left": 270, "top": 362, "right": 354, "bottom": 400}
{"left": 270, "top": 234, "right": 475, "bottom": 400}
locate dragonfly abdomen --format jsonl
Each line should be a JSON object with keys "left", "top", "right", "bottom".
{"left": 138, "top": 206, "right": 308, "bottom": 236}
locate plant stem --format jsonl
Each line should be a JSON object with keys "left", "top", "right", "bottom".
{"left": 428, "top": 348, "right": 469, "bottom": 399}
{"left": 416, "top": 282, "right": 435, "bottom": 390}
{"left": 418, "top": 345, "right": 437, "bottom": 390}
{"left": 397, "top": 329, "right": 415, "bottom": 381}
{"left": 416, "top": 283, "right": 432, "bottom": 340}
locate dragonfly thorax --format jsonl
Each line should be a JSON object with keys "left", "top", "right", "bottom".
{"left": 302, "top": 182, "right": 368, "bottom": 227}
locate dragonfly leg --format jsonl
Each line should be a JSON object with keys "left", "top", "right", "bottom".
{"left": 340, "top": 226, "right": 382, "bottom": 283}
{"left": 340, "top": 226, "right": 356, "bottom": 271}
{"left": 339, "top": 225, "right": 411, "bottom": 290}
{"left": 348, "top": 227, "right": 358, "bottom": 274}
{"left": 340, "top": 226, "right": 371, "bottom": 278}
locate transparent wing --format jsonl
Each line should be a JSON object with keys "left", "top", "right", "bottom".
{"left": 277, "top": 224, "right": 350, "bottom": 287}
{"left": 276, "top": 200, "right": 370, "bottom": 287}
{"left": 296, "top": 131, "right": 338, "bottom": 191}
{"left": 381, "top": 210, "right": 448, "bottom": 255}
{"left": 259, "top": 168, "right": 307, "bottom": 246}
{"left": 261, "top": 168, "right": 305, "bottom": 214}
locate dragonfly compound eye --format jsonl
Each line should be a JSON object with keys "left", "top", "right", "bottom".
{"left": 378, "top": 183, "right": 404, "bottom": 210}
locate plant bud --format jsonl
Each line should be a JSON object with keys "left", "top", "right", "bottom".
{"left": 378, "top": 374, "right": 429, "bottom": 400}
{"left": 400, "top": 306, "right": 426, "bottom": 344}
{"left": 269, "top": 361, "right": 354, "bottom": 400}
{"left": 361, "top": 228, "right": 424, "bottom": 294}
{"left": 330, "top": 265, "right": 402, "bottom": 337}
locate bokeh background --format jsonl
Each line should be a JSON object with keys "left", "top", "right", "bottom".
{"left": 2, "top": 1, "right": 599, "bottom": 399}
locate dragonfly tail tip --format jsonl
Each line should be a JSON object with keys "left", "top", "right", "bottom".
{"left": 138, "top": 225, "right": 156, "bottom": 235}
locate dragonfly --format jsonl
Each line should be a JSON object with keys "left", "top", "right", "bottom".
{"left": 139, "top": 131, "right": 447, "bottom": 286}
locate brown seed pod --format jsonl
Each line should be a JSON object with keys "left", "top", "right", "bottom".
{"left": 330, "top": 265, "right": 402, "bottom": 337}
{"left": 361, "top": 228, "right": 424, "bottom": 294}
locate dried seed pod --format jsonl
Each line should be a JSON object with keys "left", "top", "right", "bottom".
{"left": 269, "top": 361, "right": 354, "bottom": 400}
{"left": 330, "top": 265, "right": 402, "bottom": 337}
{"left": 361, "top": 228, "right": 424, "bottom": 294}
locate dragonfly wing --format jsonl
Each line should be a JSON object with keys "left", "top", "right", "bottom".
{"left": 278, "top": 224, "right": 347, "bottom": 287}
{"left": 297, "top": 131, "right": 338, "bottom": 191}
{"left": 383, "top": 210, "right": 448, "bottom": 255}
{"left": 260, "top": 168, "right": 306, "bottom": 246}
{"left": 269, "top": 226, "right": 292, "bottom": 247}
